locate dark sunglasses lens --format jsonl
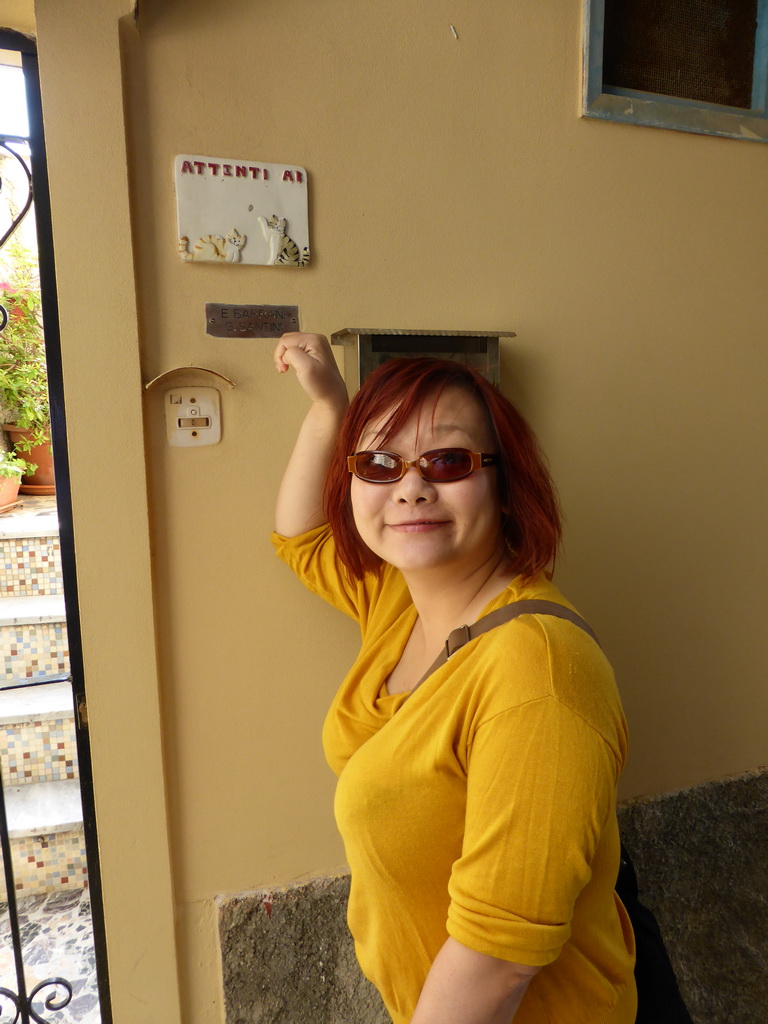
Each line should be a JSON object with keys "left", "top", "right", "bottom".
{"left": 355, "top": 452, "right": 402, "bottom": 481}
{"left": 420, "top": 449, "right": 473, "bottom": 481}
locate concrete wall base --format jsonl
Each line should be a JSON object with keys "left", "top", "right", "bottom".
{"left": 219, "top": 768, "right": 768, "bottom": 1024}
{"left": 617, "top": 766, "right": 768, "bottom": 1024}
{"left": 218, "top": 873, "right": 388, "bottom": 1024}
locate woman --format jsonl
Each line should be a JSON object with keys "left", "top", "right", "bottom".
{"left": 272, "top": 332, "right": 636, "bottom": 1024}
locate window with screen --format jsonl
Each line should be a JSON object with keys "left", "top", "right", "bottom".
{"left": 583, "top": 0, "right": 768, "bottom": 141}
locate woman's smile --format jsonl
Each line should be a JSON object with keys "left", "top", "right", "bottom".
{"left": 388, "top": 519, "right": 450, "bottom": 531}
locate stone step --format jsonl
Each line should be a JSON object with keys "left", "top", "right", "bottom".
{"left": 0, "top": 497, "right": 61, "bottom": 597}
{"left": 0, "top": 681, "right": 78, "bottom": 788}
{"left": 0, "top": 823, "right": 88, "bottom": 898}
{"left": 0, "top": 678, "right": 73, "bottom": 717}
{"left": 5, "top": 777, "right": 83, "bottom": 836}
{"left": 0, "top": 593, "right": 66, "bottom": 626}
{"left": 0, "top": 682, "right": 86, "bottom": 897}
{"left": 0, "top": 595, "right": 69, "bottom": 682}
{"left": 0, "top": 496, "right": 59, "bottom": 541}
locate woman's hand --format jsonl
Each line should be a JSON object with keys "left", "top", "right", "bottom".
{"left": 274, "top": 332, "right": 349, "bottom": 537}
{"left": 274, "top": 332, "right": 348, "bottom": 407}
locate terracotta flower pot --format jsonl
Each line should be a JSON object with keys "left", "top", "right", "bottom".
{"left": 3, "top": 425, "right": 55, "bottom": 494}
{"left": 0, "top": 472, "right": 22, "bottom": 512}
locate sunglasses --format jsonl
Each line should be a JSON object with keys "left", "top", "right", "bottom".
{"left": 347, "top": 448, "right": 499, "bottom": 483}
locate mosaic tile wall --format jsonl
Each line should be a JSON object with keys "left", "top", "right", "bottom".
{"left": 0, "top": 715, "right": 77, "bottom": 785}
{"left": 0, "top": 829, "right": 88, "bottom": 897}
{"left": 0, "top": 537, "right": 62, "bottom": 597}
{"left": 0, "top": 621, "right": 69, "bottom": 681}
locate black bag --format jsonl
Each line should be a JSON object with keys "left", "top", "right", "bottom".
{"left": 616, "top": 844, "right": 695, "bottom": 1024}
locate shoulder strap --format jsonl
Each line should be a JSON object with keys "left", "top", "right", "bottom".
{"left": 404, "top": 599, "right": 600, "bottom": 703}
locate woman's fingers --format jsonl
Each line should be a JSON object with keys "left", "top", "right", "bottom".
{"left": 274, "top": 340, "right": 290, "bottom": 373}
{"left": 274, "top": 332, "right": 347, "bottom": 403}
{"left": 275, "top": 332, "right": 324, "bottom": 367}
{"left": 275, "top": 335, "right": 323, "bottom": 375}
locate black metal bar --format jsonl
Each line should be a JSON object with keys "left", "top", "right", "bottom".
{"left": 0, "top": 138, "right": 34, "bottom": 250}
{"left": 0, "top": 752, "right": 31, "bottom": 1023}
{"left": 0, "top": 673, "right": 71, "bottom": 693}
{"left": 27, "top": 979, "right": 74, "bottom": 1024}
{"left": 17, "top": 41, "right": 114, "bottom": 1024}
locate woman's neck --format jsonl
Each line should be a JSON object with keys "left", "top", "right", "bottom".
{"left": 402, "top": 549, "right": 517, "bottom": 647}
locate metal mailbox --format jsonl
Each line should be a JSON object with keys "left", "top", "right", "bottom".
{"left": 330, "top": 329, "right": 515, "bottom": 391}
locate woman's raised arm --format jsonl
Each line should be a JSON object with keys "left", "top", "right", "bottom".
{"left": 274, "top": 332, "right": 349, "bottom": 537}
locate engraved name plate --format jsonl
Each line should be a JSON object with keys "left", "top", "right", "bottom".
{"left": 205, "top": 304, "right": 300, "bottom": 338}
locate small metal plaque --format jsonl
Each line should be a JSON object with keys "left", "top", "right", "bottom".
{"left": 205, "top": 304, "right": 300, "bottom": 338}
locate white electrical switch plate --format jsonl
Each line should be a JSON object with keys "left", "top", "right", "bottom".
{"left": 165, "top": 386, "right": 221, "bottom": 446}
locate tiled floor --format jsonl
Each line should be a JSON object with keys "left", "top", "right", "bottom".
{"left": 0, "top": 867, "right": 100, "bottom": 1021}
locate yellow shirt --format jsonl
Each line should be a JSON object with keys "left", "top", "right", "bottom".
{"left": 273, "top": 524, "right": 637, "bottom": 1024}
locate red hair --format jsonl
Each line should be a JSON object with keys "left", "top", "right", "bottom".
{"left": 324, "top": 358, "right": 562, "bottom": 582}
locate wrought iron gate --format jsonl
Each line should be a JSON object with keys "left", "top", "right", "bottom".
{"left": 0, "top": 28, "right": 112, "bottom": 1024}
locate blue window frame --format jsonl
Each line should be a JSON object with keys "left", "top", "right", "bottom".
{"left": 582, "top": 0, "right": 768, "bottom": 142}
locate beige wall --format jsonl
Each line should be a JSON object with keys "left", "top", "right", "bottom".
{"left": 0, "top": 0, "right": 33, "bottom": 35}
{"left": 5, "top": 0, "right": 768, "bottom": 1021}
{"left": 5, "top": 0, "right": 183, "bottom": 1021}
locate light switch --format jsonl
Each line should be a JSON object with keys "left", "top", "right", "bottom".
{"left": 165, "top": 386, "right": 221, "bottom": 446}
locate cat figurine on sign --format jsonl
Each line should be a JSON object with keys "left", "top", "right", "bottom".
{"left": 178, "top": 228, "right": 246, "bottom": 263}
{"left": 258, "top": 215, "right": 310, "bottom": 266}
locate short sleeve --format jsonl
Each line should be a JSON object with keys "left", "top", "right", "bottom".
{"left": 271, "top": 523, "right": 380, "bottom": 626}
{"left": 447, "top": 696, "right": 621, "bottom": 966}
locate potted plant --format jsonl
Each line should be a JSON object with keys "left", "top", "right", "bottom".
{"left": 0, "top": 242, "right": 53, "bottom": 493}
{"left": 0, "top": 447, "right": 31, "bottom": 511}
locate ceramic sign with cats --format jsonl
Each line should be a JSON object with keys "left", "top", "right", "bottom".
{"left": 174, "top": 154, "right": 310, "bottom": 267}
